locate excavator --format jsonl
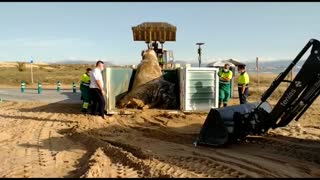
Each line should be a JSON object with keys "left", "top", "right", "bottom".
{"left": 132, "top": 22, "right": 176, "bottom": 68}
{"left": 194, "top": 39, "right": 320, "bottom": 147}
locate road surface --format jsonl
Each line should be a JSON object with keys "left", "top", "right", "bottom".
{"left": 0, "top": 88, "right": 82, "bottom": 104}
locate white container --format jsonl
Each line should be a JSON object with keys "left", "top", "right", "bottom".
{"left": 104, "top": 66, "right": 219, "bottom": 114}
{"left": 179, "top": 67, "right": 219, "bottom": 112}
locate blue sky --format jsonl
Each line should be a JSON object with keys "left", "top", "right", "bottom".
{"left": 0, "top": 2, "right": 319, "bottom": 65}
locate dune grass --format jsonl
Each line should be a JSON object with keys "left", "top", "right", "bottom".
{"left": 0, "top": 63, "right": 95, "bottom": 87}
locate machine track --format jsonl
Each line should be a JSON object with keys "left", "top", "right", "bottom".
{"left": 245, "top": 136, "right": 320, "bottom": 165}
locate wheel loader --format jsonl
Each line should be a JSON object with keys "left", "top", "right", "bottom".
{"left": 132, "top": 22, "right": 176, "bottom": 68}
{"left": 194, "top": 39, "right": 320, "bottom": 147}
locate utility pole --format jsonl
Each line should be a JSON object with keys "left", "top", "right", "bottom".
{"left": 196, "top": 43, "right": 205, "bottom": 67}
{"left": 256, "top": 57, "right": 260, "bottom": 95}
{"left": 30, "top": 57, "right": 34, "bottom": 84}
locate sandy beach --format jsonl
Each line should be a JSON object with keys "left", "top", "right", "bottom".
{"left": 0, "top": 98, "right": 319, "bottom": 178}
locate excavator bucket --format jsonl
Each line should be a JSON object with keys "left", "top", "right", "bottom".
{"left": 194, "top": 102, "right": 272, "bottom": 146}
{"left": 132, "top": 22, "right": 177, "bottom": 42}
{"left": 194, "top": 39, "right": 320, "bottom": 147}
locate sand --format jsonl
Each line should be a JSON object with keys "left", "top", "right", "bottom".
{"left": 0, "top": 99, "right": 320, "bottom": 178}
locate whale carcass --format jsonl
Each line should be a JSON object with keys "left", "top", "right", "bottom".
{"left": 118, "top": 49, "right": 177, "bottom": 109}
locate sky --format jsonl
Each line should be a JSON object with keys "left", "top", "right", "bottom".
{"left": 0, "top": 2, "right": 319, "bottom": 65}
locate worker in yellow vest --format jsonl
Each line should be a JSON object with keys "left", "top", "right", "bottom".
{"left": 80, "top": 68, "right": 92, "bottom": 113}
{"left": 158, "top": 53, "right": 164, "bottom": 69}
{"left": 218, "top": 64, "right": 233, "bottom": 108}
{"left": 237, "top": 65, "right": 250, "bottom": 104}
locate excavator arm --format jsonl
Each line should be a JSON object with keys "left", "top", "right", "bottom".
{"left": 266, "top": 39, "right": 320, "bottom": 128}
{"left": 194, "top": 39, "right": 320, "bottom": 147}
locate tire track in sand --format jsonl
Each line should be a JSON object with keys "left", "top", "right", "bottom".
{"left": 1, "top": 111, "right": 85, "bottom": 178}
{"left": 79, "top": 147, "right": 142, "bottom": 178}
{"left": 2, "top": 120, "right": 47, "bottom": 177}
{"left": 245, "top": 136, "right": 320, "bottom": 165}
{"left": 69, "top": 132, "right": 182, "bottom": 178}
{"left": 69, "top": 129, "right": 254, "bottom": 178}
{"left": 105, "top": 139, "right": 257, "bottom": 178}
{"left": 4, "top": 113, "right": 54, "bottom": 177}
{"left": 0, "top": 103, "right": 47, "bottom": 177}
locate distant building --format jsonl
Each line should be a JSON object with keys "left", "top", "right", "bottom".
{"left": 207, "top": 59, "right": 246, "bottom": 67}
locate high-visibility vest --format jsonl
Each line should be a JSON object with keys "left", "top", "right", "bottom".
{"left": 159, "top": 57, "right": 164, "bottom": 64}
{"left": 218, "top": 69, "right": 233, "bottom": 83}
{"left": 238, "top": 71, "right": 250, "bottom": 87}
{"left": 80, "top": 73, "right": 90, "bottom": 86}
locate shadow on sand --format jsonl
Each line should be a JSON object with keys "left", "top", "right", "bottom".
{"left": 18, "top": 92, "right": 84, "bottom": 115}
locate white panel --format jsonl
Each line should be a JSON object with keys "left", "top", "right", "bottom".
{"left": 105, "top": 67, "right": 111, "bottom": 112}
{"left": 182, "top": 67, "right": 219, "bottom": 112}
{"left": 179, "top": 67, "right": 185, "bottom": 111}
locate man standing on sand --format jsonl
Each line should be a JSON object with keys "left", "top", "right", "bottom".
{"left": 89, "top": 60, "right": 106, "bottom": 119}
{"left": 237, "top": 65, "right": 250, "bottom": 104}
{"left": 218, "top": 64, "right": 233, "bottom": 108}
{"left": 80, "top": 68, "right": 92, "bottom": 113}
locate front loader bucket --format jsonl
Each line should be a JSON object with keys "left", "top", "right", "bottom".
{"left": 194, "top": 102, "right": 272, "bottom": 147}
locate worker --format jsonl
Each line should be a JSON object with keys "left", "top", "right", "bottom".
{"left": 237, "top": 65, "right": 250, "bottom": 104}
{"left": 152, "top": 41, "right": 159, "bottom": 52}
{"left": 218, "top": 64, "right": 233, "bottom": 107}
{"left": 158, "top": 53, "right": 164, "bottom": 69}
{"left": 80, "top": 68, "right": 92, "bottom": 113}
{"left": 89, "top": 60, "right": 106, "bottom": 119}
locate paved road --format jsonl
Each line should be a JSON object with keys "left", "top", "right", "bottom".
{"left": 0, "top": 88, "right": 82, "bottom": 104}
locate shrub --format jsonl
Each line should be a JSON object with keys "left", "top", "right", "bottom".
{"left": 16, "top": 62, "right": 27, "bottom": 72}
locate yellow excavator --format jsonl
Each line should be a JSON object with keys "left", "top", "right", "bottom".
{"left": 132, "top": 22, "right": 176, "bottom": 68}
